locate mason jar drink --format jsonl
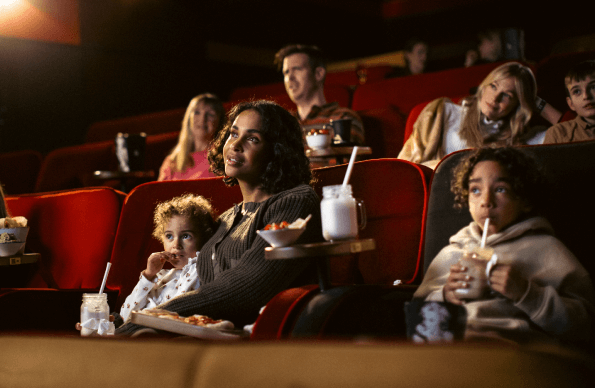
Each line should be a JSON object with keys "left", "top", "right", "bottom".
{"left": 80, "top": 293, "right": 110, "bottom": 336}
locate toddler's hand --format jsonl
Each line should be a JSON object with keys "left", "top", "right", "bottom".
{"left": 144, "top": 251, "right": 171, "bottom": 280}
{"left": 489, "top": 264, "right": 528, "bottom": 302}
{"left": 444, "top": 263, "right": 470, "bottom": 305}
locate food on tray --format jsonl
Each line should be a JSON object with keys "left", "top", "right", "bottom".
{"left": 263, "top": 221, "right": 290, "bottom": 231}
{"left": 0, "top": 216, "right": 28, "bottom": 228}
{"left": 263, "top": 215, "right": 312, "bottom": 231}
{"left": 307, "top": 128, "right": 330, "bottom": 136}
{"left": 140, "top": 309, "right": 234, "bottom": 330}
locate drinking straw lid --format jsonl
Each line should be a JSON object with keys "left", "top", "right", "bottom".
{"left": 480, "top": 218, "right": 490, "bottom": 248}
{"left": 342, "top": 146, "right": 359, "bottom": 187}
{"left": 99, "top": 262, "right": 112, "bottom": 294}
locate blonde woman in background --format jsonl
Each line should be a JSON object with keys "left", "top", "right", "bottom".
{"left": 158, "top": 93, "right": 225, "bottom": 181}
{"left": 399, "top": 62, "right": 560, "bottom": 169}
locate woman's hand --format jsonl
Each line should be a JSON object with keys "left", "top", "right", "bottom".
{"left": 143, "top": 252, "right": 171, "bottom": 281}
{"left": 489, "top": 264, "right": 528, "bottom": 302}
{"left": 444, "top": 263, "right": 469, "bottom": 305}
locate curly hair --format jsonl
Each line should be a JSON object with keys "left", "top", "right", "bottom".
{"left": 208, "top": 100, "right": 313, "bottom": 194}
{"left": 451, "top": 147, "right": 546, "bottom": 212}
{"left": 152, "top": 194, "right": 217, "bottom": 247}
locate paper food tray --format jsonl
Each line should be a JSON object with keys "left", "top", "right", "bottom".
{"left": 130, "top": 311, "right": 242, "bottom": 340}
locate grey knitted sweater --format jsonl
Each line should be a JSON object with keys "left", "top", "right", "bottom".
{"left": 116, "top": 184, "right": 322, "bottom": 335}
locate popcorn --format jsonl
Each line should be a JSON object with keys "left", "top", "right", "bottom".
{"left": 0, "top": 216, "right": 28, "bottom": 228}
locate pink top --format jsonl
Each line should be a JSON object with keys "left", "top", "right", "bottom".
{"left": 158, "top": 150, "right": 217, "bottom": 181}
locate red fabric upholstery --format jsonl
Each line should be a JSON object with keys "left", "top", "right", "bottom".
{"left": 250, "top": 285, "right": 319, "bottom": 340}
{"left": 358, "top": 107, "right": 407, "bottom": 158}
{"left": 312, "top": 159, "right": 431, "bottom": 285}
{"left": 252, "top": 159, "right": 431, "bottom": 340}
{"left": 351, "top": 61, "right": 509, "bottom": 114}
{"left": 4, "top": 187, "right": 126, "bottom": 289}
{"left": 560, "top": 110, "right": 578, "bottom": 122}
{"left": 325, "top": 65, "right": 394, "bottom": 87}
{"left": 227, "top": 84, "right": 353, "bottom": 111}
{"left": 144, "top": 131, "right": 180, "bottom": 174}
{"left": 85, "top": 107, "right": 186, "bottom": 143}
{"left": 106, "top": 178, "right": 242, "bottom": 309}
{"left": 0, "top": 150, "right": 43, "bottom": 195}
{"left": 229, "top": 82, "right": 287, "bottom": 102}
{"left": 34, "top": 141, "right": 116, "bottom": 192}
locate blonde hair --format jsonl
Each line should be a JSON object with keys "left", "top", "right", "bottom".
{"left": 168, "top": 93, "right": 225, "bottom": 173}
{"left": 459, "top": 62, "right": 536, "bottom": 147}
{"left": 152, "top": 194, "right": 217, "bottom": 247}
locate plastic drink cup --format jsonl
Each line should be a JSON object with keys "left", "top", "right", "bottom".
{"left": 453, "top": 246, "right": 497, "bottom": 300}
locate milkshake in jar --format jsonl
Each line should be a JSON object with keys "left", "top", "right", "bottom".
{"left": 320, "top": 184, "right": 365, "bottom": 241}
{"left": 80, "top": 293, "right": 110, "bottom": 336}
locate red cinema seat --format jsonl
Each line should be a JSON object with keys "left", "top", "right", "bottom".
{"left": 227, "top": 84, "right": 353, "bottom": 112}
{"left": 358, "top": 107, "right": 407, "bottom": 158}
{"left": 0, "top": 150, "right": 43, "bottom": 195}
{"left": 325, "top": 65, "right": 394, "bottom": 87}
{"left": 351, "top": 61, "right": 510, "bottom": 114}
{"left": 143, "top": 131, "right": 180, "bottom": 175}
{"left": 106, "top": 178, "right": 242, "bottom": 310}
{"left": 251, "top": 159, "right": 432, "bottom": 339}
{"left": 85, "top": 107, "right": 186, "bottom": 143}
{"left": 312, "top": 159, "right": 431, "bottom": 285}
{"left": 1, "top": 187, "right": 126, "bottom": 331}
{"left": 35, "top": 141, "right": 117, "bottom": 193}
{"left": 229, "top": 82, "right": 287, "bottom": 102}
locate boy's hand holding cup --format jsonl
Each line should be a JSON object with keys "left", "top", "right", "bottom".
{"left": 452, "top": 246, "right": 498, "bottom": 301}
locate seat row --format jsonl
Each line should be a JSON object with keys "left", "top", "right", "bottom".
{"left": 1, "top": 158, "right": 431, "bottom": 332}
{"left": 6, "top": 49, "right": 589, "bottom": 196}
{"left": 3, "top": 139, "right": 594, "bottom": 341}
{"left": 82, "top": 48, "right": 595, "bottom": 147}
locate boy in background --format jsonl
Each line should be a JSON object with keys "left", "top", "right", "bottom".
{"left": 544, "top": 60, "right": 595, "bottom": 143}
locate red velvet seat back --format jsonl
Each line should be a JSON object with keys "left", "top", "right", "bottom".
{"left": 144, "top": 131, "right": 180, "bottom": 174}
{"left": 35, "top": 141, "right": 116, "bottom": 193}
{"left": 358, "top": 107, "right": 407, "bottom": 159}
{"left": 85, "top": 107, "right": 186, "bottom": 143}
{"left": 107, "top": 178, "right": 242, "bottom": 309}
{"left": 227, "top": 84, "right": 353, "bottom": 111}
{"left": 312, "top": 159, "right": 432, "bottom": 285}
{"left": 0, "top": 150, "right": 43, "bottom": 195}
{"left": 5, "top": 187, "right": 126, "bottom": 289}
{"left": 325, "top": 65, "right": 394, "bottom": 87}
{"left": 351, "top": 61, "right": 507, "bottom": 114}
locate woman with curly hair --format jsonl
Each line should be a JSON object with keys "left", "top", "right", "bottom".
{"left": 158, "top": 93, "right": 225, "bottom": 181}
{"left": 117, "top": 100, "right": 323, "bottom": 334}
{"left": 399, "top": 62, "right": 560, "bottom": 169}
{"left": 413, "top": 147, "right": 594, "bottom": 346}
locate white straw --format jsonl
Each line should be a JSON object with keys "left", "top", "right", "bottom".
{"left": 342, "top": 146, "right": 359, "bottom": 187}
{"left": 480, "top": 218, "right": 490, "bottom": 248}
{"left": 99, "top": 262, "right": 112, "bottom": 294}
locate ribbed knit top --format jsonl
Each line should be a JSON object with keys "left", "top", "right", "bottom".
{"left": 117, "top": 184, "right": 322, "bottom": 334}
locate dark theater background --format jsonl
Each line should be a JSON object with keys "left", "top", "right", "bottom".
{"left": 1, "top": 0, "right": 594, "bottom": 154}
